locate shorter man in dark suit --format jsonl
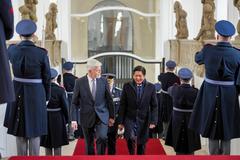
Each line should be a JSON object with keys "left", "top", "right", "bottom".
{"left": 102, "top": 73, "right": 122, "bottom": 155}
{"left": 118, "top": 66, "right": 158, "bottom": 155}
{"left": 71, "top": 59, "right": 114, "bottom": 155}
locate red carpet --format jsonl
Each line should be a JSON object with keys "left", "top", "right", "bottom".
{"left": 73, "top": 138, "right": 166, "bottom": 155}
{"left": 9, "top": 156, "right": 240, "bottom": 160}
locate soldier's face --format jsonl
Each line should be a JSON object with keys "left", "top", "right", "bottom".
{"left": 107, "top": 78, "right": 114, "bottom": 86}
{"left": 133, "top": 71, "right": 145, "bottom": 85}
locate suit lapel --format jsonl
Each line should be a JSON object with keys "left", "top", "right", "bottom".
{"left": 129, "top": 81, "right": 137, "bottom": 97}
{"left": 96, "top": 78, "right": 101, "bottom": 101}
{"left": 84, "top": 76, "right": 94, "bottom": 101}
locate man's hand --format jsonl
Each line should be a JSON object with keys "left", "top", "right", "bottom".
{"left": 71, "top": 121, "right": 78, "bottom": 131}
{"left": 118, "top": 124, "right": 124, "bottom": 131}
{"left": 149, "top": 124, "right": 156, "bottom": 129}
{"left": 109, "top": 118, "right": 115, "bottom": 127}
{"left": 46, "top": 101, "right": 49, "bottom": 105}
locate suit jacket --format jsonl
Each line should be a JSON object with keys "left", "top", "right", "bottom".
{"left": 71, "top": 75, "right": 114, "bottom": 127}
{"left": 119, "top": 80, "right": 158, "bottom": 125}
{"left": 0, "top": 0, "right": 15, "bottom": 103}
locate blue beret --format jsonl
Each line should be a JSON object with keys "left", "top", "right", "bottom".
{"left": 215, "top": 20, "right": 235, "bottom": 37}
{"left": 166, "top": 60, "right": 176, "bottom": 68}
{"left": 16, "top": 20, "right": 37, "bottom": 36}
{"left": 50, "top": 68, "right": 58, "bottom": 79}
{"left": 178, "top": 68, "right": 193, "bottom": 79}
{"left": 63, "top": 62, "right": 73, "bottom": 70}
{"left": 102, "top": 73, "right": 116, "bottom": 79}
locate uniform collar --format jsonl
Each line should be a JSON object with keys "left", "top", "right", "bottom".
{"left": 18, "top": 40, "right": 35, "bottom": 46}
{"left": 216, "top": 41, "right": 232, "bottom": 47}
{"left": 181, "top": 83, "right": 191, "bottom": 88}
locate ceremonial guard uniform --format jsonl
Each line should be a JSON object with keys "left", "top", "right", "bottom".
{"left": 4, "top": 20, "right": 51, "bottom": 155}
{"left": 0, "top": 0, "right": 15, "bottom": 104}
{"left": 58, "top": 62, "right": 80, "bottom": 140}
{"left": 165, "top": 68, "right": 201, "bottom": 155}
{"left": 41, "top": 69, "right": 69, "bottom": 156}
{"left": 102, "top": 73, "right": 122, "bottom": 155}
{"left": 189, "top": 20, "right": 240, "bottom": 155}
{"left": 158, "top": 60, "right": 180, "bottom": 138}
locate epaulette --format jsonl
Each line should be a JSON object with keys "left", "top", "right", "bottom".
{"left": 36, "top": 46, "right": 48, "bottom": 53}
{"left": 8, "top": 43, "right": 17, "bottom": 48}
{"left": 233, "top": 46, "right": 240, "bottom": 52}
{"left": 203, "top": 43, "right": 214, "bottom": 48}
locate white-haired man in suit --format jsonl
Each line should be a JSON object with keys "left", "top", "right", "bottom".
{"left": 71, "top": 59, "right": 115, "bottom": 155}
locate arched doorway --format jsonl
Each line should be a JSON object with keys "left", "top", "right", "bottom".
{"left": 88, "top": 0, "right": 133, "bottom": 87}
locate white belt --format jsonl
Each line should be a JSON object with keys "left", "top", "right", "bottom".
{"left": 113, "top": 97, "right": 120, "bottom": 102}
{"left": 204, "top": 77, "right": 234, "bottom": 86}
{"left": 67, "top": 92, "right": 74, "bottom": 95}
{"left": 47, "top": 108, "right": 61, "bottom": 112}
{"left": 14, "top": 77, "right": 42, "bottom": 83}
{"left": 160, "top": 89, "right": 168, "bottom": 94}
{"left": 173, "top": 107, "right": 193, "bottom": 113}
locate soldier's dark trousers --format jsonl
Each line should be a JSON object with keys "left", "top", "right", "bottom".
{"left": 127, "top": 139, "right": 146, "bottom": 155}
{"left": 209, "top": 139, "right": 230, "bottom": 155}
{"left": 45, "top": 147, "right": 61, "bottom": 156}
{"left": 16, "top": 137, "right": 40, "bottom": 156}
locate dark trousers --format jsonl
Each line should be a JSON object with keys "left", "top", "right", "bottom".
{"left": 107, "top": 126, "right": 118, "bottom": 155}
{"left": 209, "top": 139, "right": 230, "bottom": 155}
{"left": 82, "top": 121, "right": 108, "bottom": 155}
{"left": 127, "top": 139, "right": 145, "bottom": 155}
{"left": 45, "top": 147, "right": 61, "bottom": 156}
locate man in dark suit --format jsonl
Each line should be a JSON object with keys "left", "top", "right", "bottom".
{"left": 4, "top": 20, "right": 51, "bottom": 156}
{"left": 71, "top": 59, "right": 114, "bottom": 155}
{"left": 189, "top": 20, "right": 240, "bottom": 155}
{"left": 0, "top": 0, "right": 15, "bottom": 104}
{"left": 118, "top": 66, "right": 158, "bottom": 155}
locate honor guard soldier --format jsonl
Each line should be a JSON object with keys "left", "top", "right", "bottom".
{"left": 158, "top": 60, "right": 180, "bottom": 139}
{"left": 58, "top": 62, "right": 79, "bottom": 140}
{"left": 0, "top": 0, "right": 15, "bottom": 104}
{"left": 41, "top": 68, "right": 69, "bottom": 156}
{"left": 102, "top": 73, "right": 122, "bottom": 155}
{"left": 4, "top": 20, "right": 51, "bottom": 156}
{"left": 189, "top": 20, "right": 240, "bottom": 155}
{"left": 165, "top": 68, "right": 201, "bottom": 155}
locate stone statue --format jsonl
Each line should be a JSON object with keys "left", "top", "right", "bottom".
{"left": 19, "top": 0, "right": 38, "bottom": 22}
{"left": 234, "top": 0, "right": 240, "bottom": 40}
{"left": 195, "top": 0, "right": 216, "bottom": 40}
{"left": 45, "top": 3, "right": 58, "bottom": 40}
{"left": 174, "top": 1, "right": 189, "bottom": 39}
